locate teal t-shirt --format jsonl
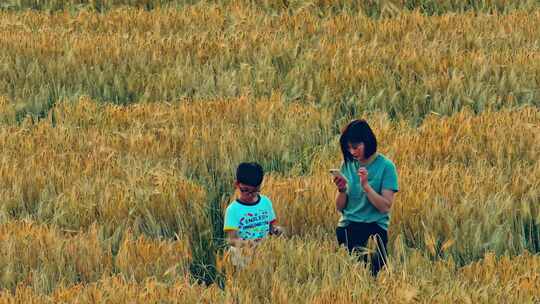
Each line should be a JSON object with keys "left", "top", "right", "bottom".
{"left": 338, "top": 153, "right": 399, "bottom": 231}
{"left": 223, "top": 195, "right": 277, "bottom": 240}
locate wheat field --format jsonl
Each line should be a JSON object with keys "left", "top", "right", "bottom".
{"left": 0, "top": 1, "right": 539, "bottom": 303}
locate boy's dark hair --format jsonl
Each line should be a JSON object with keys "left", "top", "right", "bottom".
{"left": 339, "top": 119, "right": 377, "bottom": 162}
{"left": 236, "top": 162, "right": 264, "bottom": 187}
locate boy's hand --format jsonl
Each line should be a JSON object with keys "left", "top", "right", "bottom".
{"left": 245, "top": 239, "right": 260, "bottom": 248}
{"left": 272, "top": 226, "right": 285, "bottom": 236}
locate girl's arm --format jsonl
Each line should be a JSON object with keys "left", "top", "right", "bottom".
{"left": 333, "top": 175, "right": 348, "bottom": 211}
{"left": 364, "top": 187, "right": 395, "bottom": 213}
{"left": 335, "top": 191, "right": 348, "bottom": 212}
{"left": 358, "top": 167, "right": 396, "bottom": 213}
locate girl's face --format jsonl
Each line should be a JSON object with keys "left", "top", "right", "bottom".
{"left": 235, "top": 182, "right": 260, "bottom": 203}
{"left": 348, "top": 142, "right": 365, "bottom": 161}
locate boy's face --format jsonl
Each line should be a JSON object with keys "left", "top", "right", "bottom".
{"left": 235, "top": 181, "right": 260, "bottom": 203}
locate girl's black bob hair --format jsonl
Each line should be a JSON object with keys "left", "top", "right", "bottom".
{"left": 339, "top": 119, "right": 377, "bottom": 162}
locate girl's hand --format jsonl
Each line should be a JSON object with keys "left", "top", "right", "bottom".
{"left": 358, "top": 167, "right": 369, "bottom": 190}
{"left": 333, "top": 175, "right": 348, "bottom": 192}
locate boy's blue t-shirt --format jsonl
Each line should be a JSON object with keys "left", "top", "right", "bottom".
{"left": 223, "top": 194, "right": 277, "bottom": 240}
{"left": 339, "top": 153, "right": 399, "bottom": 231}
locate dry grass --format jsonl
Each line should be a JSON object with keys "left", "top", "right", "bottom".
{"left": 0, "top": 96, "right": 537, "bottom": 301}
{"left": 0, "top": 7, "right": 538, "bottom": 121}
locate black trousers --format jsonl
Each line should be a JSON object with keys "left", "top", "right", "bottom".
{"left": 336, "top": 222, "right": 388, "bottom": 276}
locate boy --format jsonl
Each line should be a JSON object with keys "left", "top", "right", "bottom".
{"left": 224, "top": 162, "right": 281, "bottom": 251}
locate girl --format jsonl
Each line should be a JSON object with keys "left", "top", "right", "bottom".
{"left": 333, "top": 119, "right": 399, "bottom": 276}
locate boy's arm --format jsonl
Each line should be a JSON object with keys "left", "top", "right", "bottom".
{"left": 267, "top": 198, "right": 281, "bottom": 236}
{"left": 226, "top": 230, "right": 256, "bottom": 247}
